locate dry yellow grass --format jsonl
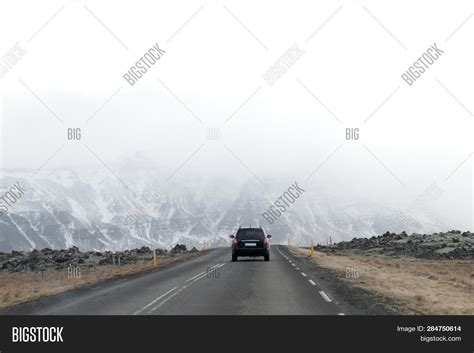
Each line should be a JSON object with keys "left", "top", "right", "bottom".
{"left": 292, "top": 247, "right": 474, "bottom": 315}
{"left": 0, "top": 253, "right": 195, "bottom": 309}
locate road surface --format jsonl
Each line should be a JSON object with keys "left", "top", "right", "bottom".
{"left": 1, "top": 246, "right": 348, "bottom": 315}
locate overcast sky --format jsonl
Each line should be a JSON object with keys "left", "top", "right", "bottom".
{"left": 0, "top": 0, "right": 472, "bottom": 229}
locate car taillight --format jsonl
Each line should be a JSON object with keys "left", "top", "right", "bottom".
{"left": 232, "top": 238, "right": 238, "bottom": 248}
{"left": 264, "top": 238, "right": 269, "bottom": 248}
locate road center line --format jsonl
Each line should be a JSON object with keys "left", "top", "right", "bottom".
{"left": 150, "top": 287, "right": 185, "bottom": 312}
{"left": 301, "top": 272, "right": 307, "bottom": 277}
{"left": 185, "top": 271, "right": 206, "bottom": 282}
{"left": 142, "top": 262, "right": 227, "bottom": 313}
{"left": 308, "top": 279, "right": 316, "bottom": 286}
{"left": 193, "top": 263, "right": 226, "bottom": 282}
{"left": 133, "top": 287, "right": 178, "bottom": 315}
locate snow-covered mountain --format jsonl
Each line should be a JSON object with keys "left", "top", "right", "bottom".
{"left": 0, "top": 162, "right": 447, "bottom": 252}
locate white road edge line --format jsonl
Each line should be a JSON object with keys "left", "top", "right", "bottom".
{"left": 301, "top": 272, "right": 307, "bottom": 277}
{"left": 133, "top": 287, "right": 178, "bottom": 315}
{"left": 308, "top": 279, "right": 316, "bottom": 286}
{"left": 337, "top": 313, "right": 345, "bottom": 315}
{"left": 319, "top": 291, "right": 332, "bottom": 302}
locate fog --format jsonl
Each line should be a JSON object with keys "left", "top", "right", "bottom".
{"left": 1, "top": 0, "right": 472, "bottom": 230}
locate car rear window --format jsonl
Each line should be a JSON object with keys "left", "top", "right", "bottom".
{"left": 236, "top": 229, "right": 265, "bottom": 241}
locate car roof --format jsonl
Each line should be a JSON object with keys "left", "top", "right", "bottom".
{"left": 237, "top": 227, "right": 264, "bottom": 231}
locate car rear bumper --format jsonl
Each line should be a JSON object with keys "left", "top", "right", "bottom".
{"left": 232, "top": 248, "right": 269, "bottom": 257}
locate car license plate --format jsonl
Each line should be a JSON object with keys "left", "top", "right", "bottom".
{"left": 245, "top": 243, "right": 256, "bottom": 247}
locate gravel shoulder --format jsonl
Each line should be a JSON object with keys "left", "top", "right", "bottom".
{"left": 290, "top": 247, "right": 473, "bottom": 315}
{"left": 0, "top": 245, "right": 201, "bottom": 309}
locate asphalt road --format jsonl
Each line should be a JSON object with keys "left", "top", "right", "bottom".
{"left": 1, "top": 246, "right": 347, "bottom": 315}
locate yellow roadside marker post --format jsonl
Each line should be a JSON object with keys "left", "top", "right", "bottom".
{"left": 153, "top": 249, "right": 157, "bottom": 268}
{"left": 309, "top": 240, "right": 314, "bottom": 257}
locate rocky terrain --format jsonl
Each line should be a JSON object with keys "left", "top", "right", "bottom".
{"left": 0, "top": 244, "right": 197, "bottom": 272}
{"left": 317, "top": 230, "right": 473, "bottom": 259}
{"left": 0, "top": 166, "right": 449, "bottom": 252}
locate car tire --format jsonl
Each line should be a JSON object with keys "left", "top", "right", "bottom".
{"left": 264, "top": 254, "right": 270, "bottom": 261}
{"left": 232, "top": 255, "right": 237, "bottom": 262}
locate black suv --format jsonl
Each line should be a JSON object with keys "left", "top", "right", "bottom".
{"left": 230, "top": 227, "right": 271, "bottom": 262}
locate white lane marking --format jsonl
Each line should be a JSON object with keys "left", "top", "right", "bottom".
{"left": 150, "top": 286, "right": 185, "bottom": 312}
{"left": 193, "top": 263, "right": 226, "bottom": 282}
{"left": 296, "top": 267, "right": 300, "bottom": 270}
{"left": 308, "top": 279, "right": 316, "bottom": 286}
{"left": 185, "top": 271, "right": 206, "bottom": 282}
{"left": 337, "top": 313, "right": 345, "bottom": 315}
{"left": 145, "top": 262, "right": 227, "bottom": 313}
{"left": 133, "top": 287, "right": 178, "bottom": 315}
{"left": 301, "top": 272, "right": 307, "bottom": 277}
{"left": 291, "top": 263, "right": 296, "bottom": 267}
{"left": 193, "top": 273, "right": 209, "bottom": 282}
{"left": 319, "top": 291, "right": 332, "bottom": 302}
